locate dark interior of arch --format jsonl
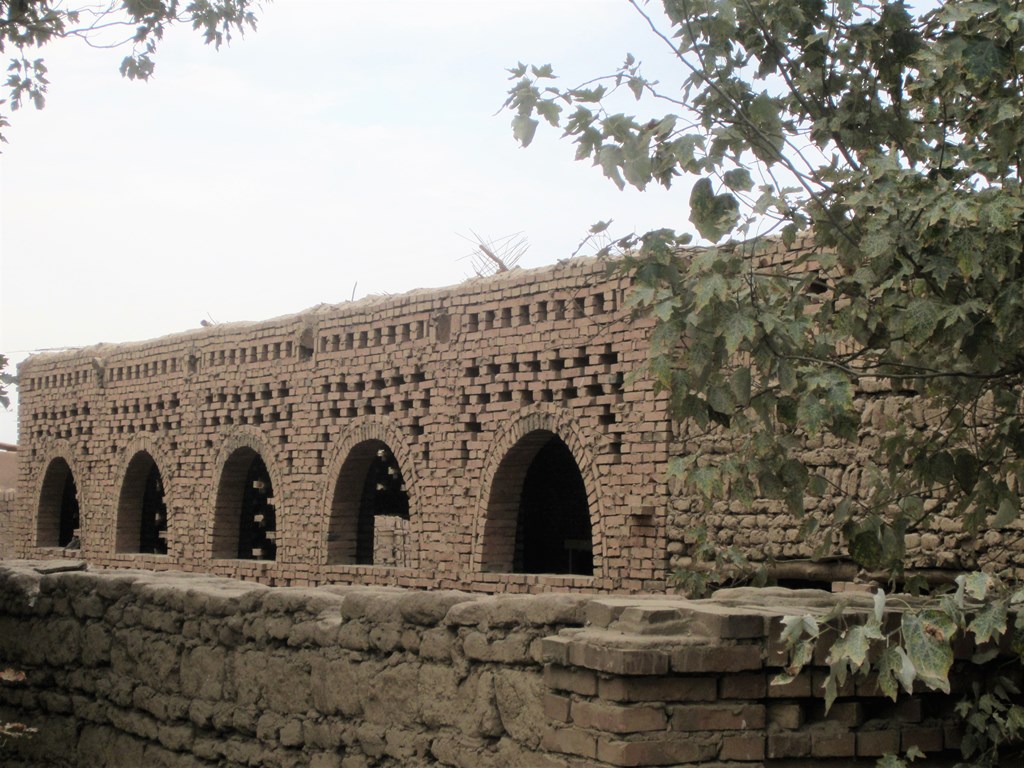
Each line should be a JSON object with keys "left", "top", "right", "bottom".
{"left": 237, "top": 455, "right": 276, "bottom": 560}
{"left": 58, "top": 466, "right": 80, "bottom": 548}
{"left": 514, "top": 436, "right": 593, "bottom": 575}
{"left": 356, "top": 445, "right": 409, "bottom": 565}
{"left": 139, "top": 463, "right": 168, "bottom": 555}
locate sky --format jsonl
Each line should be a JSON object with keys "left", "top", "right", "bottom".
{"left": 0, "top": 0, "right": 694, "bottom": 444}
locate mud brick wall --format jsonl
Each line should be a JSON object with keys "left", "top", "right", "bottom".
{"left": 0, "top": 489, "right": 15, "bottom": 559}
{"left": 0, "top": 564, "right": 969, "bottom": 767}
{"left": 11, "top": 256, "right": 671, "bottom": 592}
{"left": 668, "top": 377, "right": 1024, "bottom": 578}
{"left": 14, "top": 238, "right": 1017, "bottom": 589}
{"left": 662, "top": 240, "right": 1024, "bottom": 580}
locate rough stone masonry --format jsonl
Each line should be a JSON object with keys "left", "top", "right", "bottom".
{"left": 0, "top": 562, "right": 969, "bottom": 767}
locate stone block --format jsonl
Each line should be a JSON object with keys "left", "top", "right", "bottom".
{"left": 399, "top": 590, "right": 474, "bottom": 626}
{"left": 180, "top": 646, "right": 226, "bottom": 700}
{"left": 419, "top": 626, "right": 455, "bottom": 660}
{"left": 493, "top": 668, "right": 548, "bottom": 747}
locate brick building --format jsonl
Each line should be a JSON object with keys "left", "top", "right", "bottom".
{"left": 8, "top": 255, "right": 673, "bottom": 591}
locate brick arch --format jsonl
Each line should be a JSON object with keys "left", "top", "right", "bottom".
{"left": 473, "top": 408, "right": 604, "bottom": 577}
{"left": 34, "top": 442, "right": 84, "bottom": 549}
{"left": 113, "top": 436, "right": 173, "bottom": 555}
{"left": 320, "top": 417, "right": 421, "bottom": 568}
{"left": 208, "top": 427, "right": 285, "bottom": 560}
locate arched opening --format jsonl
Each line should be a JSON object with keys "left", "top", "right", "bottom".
{"left": 483, "top": 430, "right": 593, "bottom": 575}
{"left": 327, "top": 440, "right": 409, "bottom": 566}
{"left": 37, "top": 457, "right": 80, "bottom": 548}
{"left": 115, "top": 452, "right": 168, "bottom": 554}
{"left": 212, "top": 448, "right": 277, "bottom": 560}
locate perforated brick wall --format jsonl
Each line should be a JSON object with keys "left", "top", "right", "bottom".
{"left": 11, "top": 256, "right": 672, "bottom": 591}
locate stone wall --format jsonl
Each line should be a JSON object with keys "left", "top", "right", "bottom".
{"left": 0, "top": 562, "right": 969, "bottom": 767}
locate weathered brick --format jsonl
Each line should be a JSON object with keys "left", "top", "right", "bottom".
{"left": 767, "top": 732, "right": 810, "bottom": 758}
{"left": 540, "top": 726, "right": 597, "bottom": 759}
{"left": 811, "top": 730, "right": 856, "bottom": 757}
{"left": 570, "top": 642, "right": 670, "bottom": 676}
{"left": 543, "top": 665, "right": 598, "bottom": 696}
{"left": 597, "top": 736, "right": 717, "bottom": 767}
{"left": 670, "top": 704, "right": 765, "bottom": 731}
{"left": 719, "top": 671, "right": 767, "bottom": 699}
{"left": 857, "top": 729, "right": 900, "bottom": 756}
{"left": 572, "top": 700, "right": 667, "bottom": 734}
{"left": 539, "top": 637, "right": 572, "bottom": 666}
{"left": 768, "top": 671, "right": 813, "bottom": 698}
{"left": 599, "top": 675, "right": 717, "bottom": 703}
{"left": 893, "top": 699, "right": 923, "bottom": 723}
{"left": 543, "top": 693, "right": 571, "bottom": 723}
{"left": 720, "top": 733, "right": 765, "bottom": 761}
{"left": 825, "top": 701, "right": 864, "bottom": 727}
{"left": 902, "top": 726, "right": 944, "bottom": 753}
{"left": 670, "top": 645, "right": 762, "bottom": 673}
{"left": 767, "top": 703, "right": 804, "bottom": 730}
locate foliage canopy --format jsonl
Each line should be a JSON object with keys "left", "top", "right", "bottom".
{"left": 507, "top": 0, "right": 1024, "bottom": 578}
{"left": 0, "top": 0, "right": 260, "bottom": 408}
{"left": 0, "top": 0, "right": 258, "bottom": 139}
{"left": 507, "top": 0, "right": 1024, "bottom": 763}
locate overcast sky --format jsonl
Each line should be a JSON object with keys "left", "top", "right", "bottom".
{"left": 0, "top": 0, "right": 693, "bottom": 444}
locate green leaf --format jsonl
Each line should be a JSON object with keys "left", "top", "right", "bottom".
{"left": 873, "top": 589, "right": 885, "bottom": 625}
{"left": 512, "top": 115, "right": 538, "bottom": 147}
{"left": 729, "top": 367, "right": 751, "bottom": 405}
{"left": 902, "top": 611, "right": 955, "bottom": 693}
{"left": 953, "top": 451, "right": 980, "bottom": 494}
{"left": 877, "top": 646, "right": 915, "bottom": 701}
{"left": 723, "top": 168, "right": 753, "bottom": 191}
{"left": 994, "top": 497, "right": 1019, "bottom": 527}
{"left": 723, "top": 312, "right": 755, "bottom": 353}
{"left": 779, "top": 614, "right": 819, "bottom": 645}
{"left": 968, "top": 599, "right": 1008, "bottom": 645}
{"left": 689, "top": 177, "right": 739, "bottom": 241}
{"left": 536, "top": 100, "right": 561, "bottom": 126}
{"left": 827, "top": 624, "right": 874, "bottom": 668}
{"left": 961, "top": 572, "right": 993, "bottom": 601}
